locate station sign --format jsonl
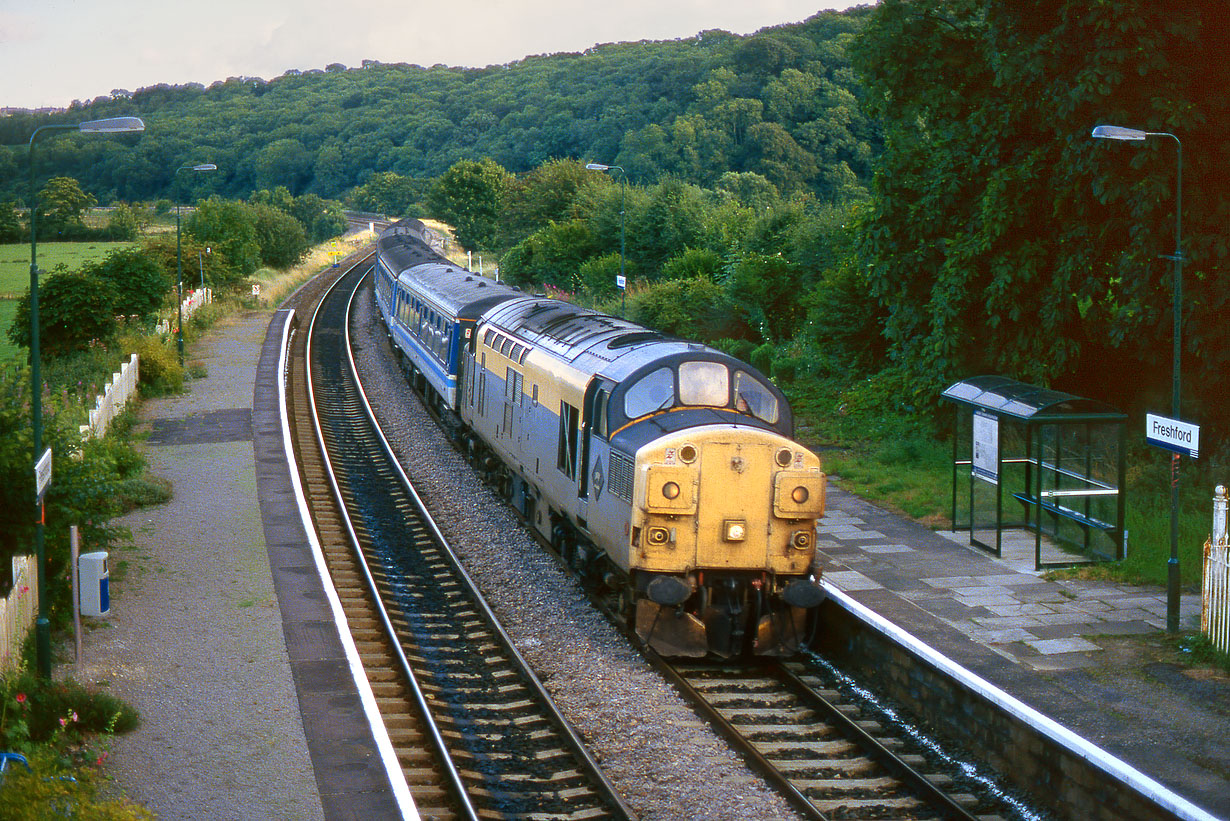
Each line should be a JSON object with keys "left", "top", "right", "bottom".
{"left": 35, "top": 447, "right": 52, "bottom": 502}
{"left": 1146, "top": 413, "right": 1199, "bottom": 458}
{"left": 616, "top": 275, "right": 627, "bottom": 290}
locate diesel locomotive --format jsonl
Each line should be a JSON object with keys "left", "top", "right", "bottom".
{"left": 373, "top": 219, "right": 827, "bottom": 657}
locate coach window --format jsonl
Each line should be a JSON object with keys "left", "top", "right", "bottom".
{"left": 732, "top": 371, "right": 779, "bottom": 424}
{"left": 679, "top": 361, "right": 728, "bottom": 407}
{"left": 624, "top": 367, "right": 675, "bottom": 419}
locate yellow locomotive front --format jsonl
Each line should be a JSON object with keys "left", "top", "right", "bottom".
{"left": 628, "top": 426, "right": 827, "bottom": 657}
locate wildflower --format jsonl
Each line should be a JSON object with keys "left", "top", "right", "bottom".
{"left": 60, "top": 717, "right": 67, "bottom": 727}
{"left": 14, "top": 693, "right": 25, "bottom": 704}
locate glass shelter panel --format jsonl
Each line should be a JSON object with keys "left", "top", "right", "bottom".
{"left": 943, "top": 376, "right": 1126, "bottom": 571}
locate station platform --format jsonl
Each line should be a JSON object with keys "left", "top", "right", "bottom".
{"left": 816, "top": 486, "right": 1227, "bottom": 819}
{"left": 73, "top": 308, "right": 405, "bottom": 820}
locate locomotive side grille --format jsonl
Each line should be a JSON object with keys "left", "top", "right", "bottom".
{"left": 609, "top": 451, "right": 635, "bottom": 502}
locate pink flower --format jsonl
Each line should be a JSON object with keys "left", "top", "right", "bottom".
{"left": 14, "top": 693, "right": 25, "bottom": 704}
{"left": 59, "top": 717, "right": 67, "bottom": 727}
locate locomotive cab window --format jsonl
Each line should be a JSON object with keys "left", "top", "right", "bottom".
{"left": 679, "top": 361, "right": 728, "bottom": 407}
{"left": 624, "top": 367, "right": 675, "bottom": 419}
{"left": 733, "top": 371, "right": 779, "bottom": 424}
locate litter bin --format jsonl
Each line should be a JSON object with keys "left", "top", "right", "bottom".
{"left": 79, "top": 551, "right": 110, "bottom": 617}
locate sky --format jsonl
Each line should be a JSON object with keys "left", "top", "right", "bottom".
{"left": 0, "top": 0, "right": 866, "bottom": 110}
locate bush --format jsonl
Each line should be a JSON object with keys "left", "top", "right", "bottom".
{"left": 751, "top": 342, "right": 776, "bottom": 375}
{"left": 626, "top": 276, "right": 736, "bottom": 343}
{"left": 772, "top": 356, "right": 800, "bottom": 385}
{"left": 121, "top": 334, "right": 183, "bottom": 396}
{"left": 713, "top": 337, "right": 756, "bottom": 364}
{"left": 1, "top": 671, "right": 139, "bottom": 755}
{"left": 576, "top": 253, "right": 622, "bottom": 299}
{"left": 7, "top": 268, "right": 118, "bottom": 356}
{"left": 0, "top": 746, "right": 154, "bottom": 820}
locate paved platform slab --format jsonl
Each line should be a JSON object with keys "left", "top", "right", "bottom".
{"left": 817, "top": 485, "right": 1228, "bottom": 818}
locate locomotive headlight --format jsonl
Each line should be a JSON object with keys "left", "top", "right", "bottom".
{"left": 724, "top": 519, "right": 747, "bottom": 542}
{"left": 792, "top": 530, "right": 812, "bottom": 549}
{"left": 791, "top": 486, "right": 809, "bottom": 504}
{"left": 662, "top": 481, "right": 681, "bottom": 500}
{"left": 647, "top": 527, "right": 671, "bottom": 546}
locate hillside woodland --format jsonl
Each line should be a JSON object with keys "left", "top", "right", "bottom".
{"left": 1, "top": 1, "right": 1227, "bottom": 434}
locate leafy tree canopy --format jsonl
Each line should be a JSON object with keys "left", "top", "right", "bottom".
{"left": 850, "top": 0, "right": 1229, "bottom": 421}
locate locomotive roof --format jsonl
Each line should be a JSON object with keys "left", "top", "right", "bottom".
{"left": 481, "top": 297, "right": 733, "bottom": 381}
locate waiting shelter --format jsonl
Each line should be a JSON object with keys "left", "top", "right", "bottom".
{"left": 941, "top": 376, "right": 1127, "bottom": 570}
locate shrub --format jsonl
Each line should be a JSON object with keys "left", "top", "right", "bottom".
{"left": 772, "top": 356, "right": 800, "bottom": 385}
{"left": 0, "top": 747, "right": 152, "bottom": 820}
{"left": 6, "top": 268, "right": 118, "bottom": 356}
{"left": 751, "top": 342, "right": 776, "bottom": 375}
{"left": 120, "top": 334, "right": 182, "bottom": 396}
{"left": 626, "top": 276, "right": 736, "bottom": 343}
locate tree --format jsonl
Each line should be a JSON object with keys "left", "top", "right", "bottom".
{"left": 850, "top": 0, "right": 1229, "bottom": 419}
{"left": 86, "top": 247, "right": 167, "bottom": 321}
{"left": 106, "top": 203, "right": 141, "bottom": 240}
{"left": 250, "top": 203, "right": 309, "bottom": 269}
{"left": 7, "top": 267, "right": 117, "bottom": 356}
{"left": 36, "top": 176, "right": 95, "bottom": 238}
{"left": 497, "top": 159, "right": 593, "bottom": 250}
{"left": 427, "top": 158, "right": 512, "bottom": 251}
{"left": 0, "top": 200, "right": 21, "bottom": 242}
{"left": 185, "top": 196, "right": 261, "bottom": 278}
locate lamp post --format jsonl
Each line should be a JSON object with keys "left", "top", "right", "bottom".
{"left": 585, "top": 162, "right": 626, "bottom": 317}
{"left": 1091, "top": 123, "right": 1184, "bottom": 632}
{"left": 174, "top": 164, "right": 217, "bottom": 365}
{"left": 27, "top": 116, "right": 144, "bottom": 679}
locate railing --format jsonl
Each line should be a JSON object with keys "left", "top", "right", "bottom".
{"left": 79, "top": 353, "right": 140, "bottom": 440}
{"left": 0, "top": 556, "right": 37, "bottom": 673}
{"left": 1202, "top": 485, "right": 1229, "bottom": 652}
{"left": 155, "top": 287, "right": 212, "bottom": 336}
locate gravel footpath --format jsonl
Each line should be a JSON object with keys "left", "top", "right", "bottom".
{"left": 349, "top": 282, "right": 805, "bottom": 821}
{"left": 74, "top": 310, "right": 324, "bottom": 821}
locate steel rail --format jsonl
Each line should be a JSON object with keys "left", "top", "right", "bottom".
{"left": 771, "top": 661, "right": 983, "bottom": 821}
{"left": 306, "top": 261, "right": 479, "bottom": 821}
{"left": 345, "top": 271, "right": 637, "bottom": 821}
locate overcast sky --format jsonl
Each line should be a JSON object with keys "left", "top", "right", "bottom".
{"left": 0, "top": 1, "right": 865, "bottom": 110}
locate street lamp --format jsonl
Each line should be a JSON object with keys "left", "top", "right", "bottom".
{"left": 27, "top": 116, "right": 145, "bottom": 679}
{"left": 1091, "top": 123, "right": 1184, "bottom": 632}
{"left": 585, "top": 162, "right": 626, "bottom": 317}
{"left": 174, "top": 164, "right": 217, "bottom": 365}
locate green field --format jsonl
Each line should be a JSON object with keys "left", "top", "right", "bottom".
{"left": 0, "top": 241, "right": 134, "bottom": 297}
{"left": 0, "top": 298, "right": 18, "bottom": 360}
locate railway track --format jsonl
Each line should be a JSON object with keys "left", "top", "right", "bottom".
{"left": 284, "top": 259, "right": 633, "bottom": 819}
{"left": 664, "top": 656, "right": 1020, "bottom": 821}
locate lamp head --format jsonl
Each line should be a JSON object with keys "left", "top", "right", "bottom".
{"left": 1092, "top": 125, "right": 1147, "bottom": 141}
{"left": 78, "top": 117, "right": 145, "bottom": 133}
{"left": 585, "top": 162, "right": 610, "bottom": 171}
{"left": 192, "top": 164, "right": 218, "bottom": 171}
